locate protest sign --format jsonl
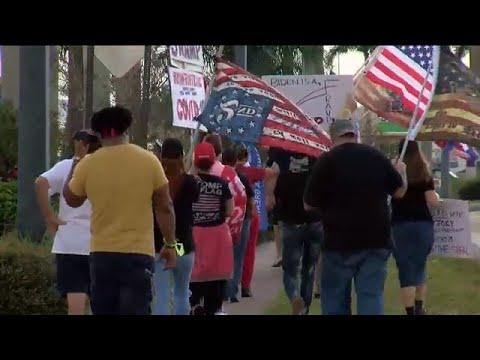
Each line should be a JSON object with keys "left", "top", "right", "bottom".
{"left": 168, "top": 67, "right": 207, "bottom": 131}
{"left": 261, "top": 75, "right": 354, "bottom": 133}
{"left": 244, "top": 143, "right": 268, "bottom": 231}
{"left": 431, "top": 199, "right": 473, "bottom": 259}
{"left": 169, "top": 46, "right": 204, "bottom": 73}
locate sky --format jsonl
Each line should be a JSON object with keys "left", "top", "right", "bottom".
{"left": 329, "top": 46, "right": 470, "bottom": 75}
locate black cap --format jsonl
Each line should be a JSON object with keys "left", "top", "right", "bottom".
{"left": 73, "top": 129, "right": 100, "bottom": 145}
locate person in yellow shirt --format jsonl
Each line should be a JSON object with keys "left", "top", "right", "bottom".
{"left": 62, "top": 106, "right": 176, "bottom": 315}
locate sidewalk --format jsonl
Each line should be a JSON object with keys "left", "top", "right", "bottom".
{"left": 223, "top": 240, "right": 282, "bottom": 315}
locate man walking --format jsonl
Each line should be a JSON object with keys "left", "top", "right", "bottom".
{"left": 63, "top": 106, "right": 177, "bottom": 315}
{"left": 304, "top": 119, "right": 407, "bottom": 315}
{"left": 35, "top": 130, "right": 101, "bottom": 315}
{"left": 266, "top": 148, "right": 323, "bottom": 315}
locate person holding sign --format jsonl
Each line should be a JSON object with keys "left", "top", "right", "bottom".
{"left": 391, "top": 140, "right": 440, "bottom": 315}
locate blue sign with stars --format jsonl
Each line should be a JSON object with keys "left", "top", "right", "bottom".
{"left": 197, "top": 87, "right": 274, "bottom": 143}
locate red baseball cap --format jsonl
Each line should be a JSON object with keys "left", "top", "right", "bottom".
{"left": 194, "top": 142, "right": 215, "bottom": 167}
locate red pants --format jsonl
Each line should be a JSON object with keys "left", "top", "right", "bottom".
{"left": 242, "top": 210, "right": 259, "bottom": 288}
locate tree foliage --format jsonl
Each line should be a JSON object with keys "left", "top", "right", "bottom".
{"left": 0, "top": 101, "right": 17, "bottom": 177}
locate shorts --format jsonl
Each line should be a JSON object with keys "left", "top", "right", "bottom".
{"left": 89, "top": 252, "right": 154, "bottom": 315}
{"left": 392, "top": 221, "right": 434, "bottom": 288}
{"left": 55, "top": 254, "right": 90, "bottom": 297}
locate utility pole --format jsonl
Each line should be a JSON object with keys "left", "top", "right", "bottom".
{"left": 17, "top": 46, "right": 50, "bottom": 242}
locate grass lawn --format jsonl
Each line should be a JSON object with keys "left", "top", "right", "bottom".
{"left": 264, "top": 256, "right": 480, "bottom": 315}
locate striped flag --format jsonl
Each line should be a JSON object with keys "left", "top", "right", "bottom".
{"left": 196, "top": 57, "right": 331, "bottom": 158}
{"left": 354, "top": 45, "right": 440, "bottom": 133}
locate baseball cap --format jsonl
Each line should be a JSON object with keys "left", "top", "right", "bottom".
{"left": 329, "top": 119, "right": 357, "bottom": 139}
{"left": 194, "top": 142, "right": 215, "bottom": 167}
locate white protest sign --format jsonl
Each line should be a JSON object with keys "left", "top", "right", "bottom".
{"left": 168, "top": 67, "right": 207, "bottom": 131}
{"left": 169, "top": 46, "right": 204, "bottom": 73}
{"left": 262, "top": 75, "right": 353, "bottom": 133}
{"left": 94, "top": 46, "right": 144, "bottom": 78}
{"left": 431, "top": 199, "right": 473, "bottom": 259}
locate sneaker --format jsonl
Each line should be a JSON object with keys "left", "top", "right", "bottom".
{"left": 291, "top": 297, "right": 305, "bottom": 315}
{"left": 230, "top": 296, "right": 239, "bottom": 303}
{"left": 415, "top": 307, "right": 427, "bottom": 315}
{"left": 215, "top": 310, "right": 228, "bottom": 315}
{"left": 272, "top": 258, "right": 283, "bottom": 267}
{"left": 241, "top": 288, "right": 253, "bottom": 298}
{"left": 191, "top": 305, "right": 205, "bottom": 315}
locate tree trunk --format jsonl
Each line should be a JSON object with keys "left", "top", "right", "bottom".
{"left": 49, "top": 46, "right": 59, "bottom": 164}
{"left": 302, "top": 46, "right": 324, "bottom": 75}
{"left": 113, "top": 62, "right": 142, "bottom": 146}
{"left": 64, "top": 46, "right": 84, "bottom": 157}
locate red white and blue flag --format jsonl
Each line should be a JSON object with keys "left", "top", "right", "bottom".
{"left": 196, "top": 58, "right": 331, "bottom": 157}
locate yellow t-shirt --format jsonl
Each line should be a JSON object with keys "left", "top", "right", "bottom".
{"left": 68, "top": 143, "right": 168, "bottom": 256}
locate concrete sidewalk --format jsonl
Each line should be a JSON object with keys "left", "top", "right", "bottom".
{"left": 223, "top": 240, "right": 282, "bottom": 315}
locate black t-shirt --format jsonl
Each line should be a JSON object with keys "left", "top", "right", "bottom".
{"left": 391, "top": 178, "right": 435, "bottom": 223}
{"left": 236, "top": 171, "right": 254, "bottom": 219}
{"left": 154, "top": 174, "right": 200, "bottom": 254}
{"left": 270, "top": 148, "right": 321, "bottom": 224}
{"left": 192, "top": 173, "right": 232, "bottom": 227}
{"left": 304, "top": 143, "right": 403, "bottom": 252}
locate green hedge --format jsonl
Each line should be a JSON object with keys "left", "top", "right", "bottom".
{"left": 458, "top": 177, "right": 480, "bottom": 201}
{"left": 0, "top": 233, "right": 66, "bottom": 314}
{"left": 0, "top": 181, "right": 17, "bottom": 234}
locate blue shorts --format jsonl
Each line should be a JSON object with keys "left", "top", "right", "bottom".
{"left": 392, "top": 221, "right": 434, "bottom": 288}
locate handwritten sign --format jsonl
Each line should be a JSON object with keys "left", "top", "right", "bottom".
{"left": 169, "top": 46, "right": 204, "bottom": 73}
{"left": 168, "top": 67, "right": 207, "bottom": 131}
{"left": 261, "top": 75, "right": 353, "bottom": 133}
{"left": 431, "top": 199, "right": 473, "bottom": 259}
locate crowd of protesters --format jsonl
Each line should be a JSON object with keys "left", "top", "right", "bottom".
{"left": 35, "top": 105, "right": 438, "bottom": 316}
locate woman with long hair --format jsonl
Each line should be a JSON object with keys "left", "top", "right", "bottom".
{"left": 190, "top": 142, "right": 234, "bottom": 315}
{"left": 391, "top": 140, "right": 440, "bottom": 315}
{"left": 153, "top": 138, "right": 199, "bottom": 315}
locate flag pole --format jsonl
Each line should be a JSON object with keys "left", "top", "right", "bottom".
{"left": 398, "top": 56, "right": 436, "bottom": 163}
{"left": 185, "top": 45, "right": 225, "bottom": 171}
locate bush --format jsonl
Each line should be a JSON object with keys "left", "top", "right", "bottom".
{"left": 0, "top": 233, "right": 66, "bottom": 314}
{"left": 458, "top": 177, "right": 480, "bottom": 200}
{"left": 0, "top": 181, "right": 17, "bottom": 234}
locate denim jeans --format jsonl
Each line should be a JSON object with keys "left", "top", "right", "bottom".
{"left": 392, "top": 221, "right": 434, "bottom": 287}
{"left": 227, "top": 218, "right": 251, "bottom": 298}
{"left": 153, "top": 252, "right": 195, "bottom": 315}
{"left": 321, "top": 249, "right": 390, "bottom": 315}
{"left": 281, "top": 222, "right": 323, "bottom": 313}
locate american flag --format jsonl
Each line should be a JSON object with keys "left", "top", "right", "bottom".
{"left": 363, "top": 46, "right": 437, "bottom": 122}
{"left": 196, "top": 58, "right": 331, "bottom": 158}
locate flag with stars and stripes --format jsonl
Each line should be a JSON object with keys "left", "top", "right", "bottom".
{"left": 354, "top": 45, "right": 440, "bottom": 135}
{"left": 418, "top": 47, "right": 480, "bottom": 145}
{"left": 196, "top": 58, "right": 331, "bottom": 158}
